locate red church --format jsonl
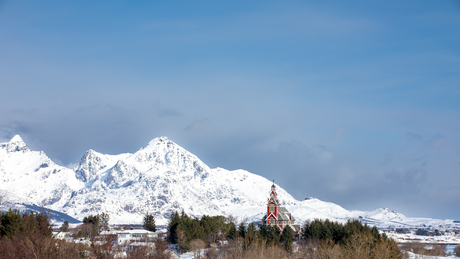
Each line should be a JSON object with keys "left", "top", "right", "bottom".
{"left": 261, "top": 182, "right": 301, "bottom": 235}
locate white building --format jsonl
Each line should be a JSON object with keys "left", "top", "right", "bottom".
{"left": 100, "top": 229, "right": 158, "bottom": 245}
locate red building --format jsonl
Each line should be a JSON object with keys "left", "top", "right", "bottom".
{"left": 261, "top": 182, "right": 301, "bottom": 235}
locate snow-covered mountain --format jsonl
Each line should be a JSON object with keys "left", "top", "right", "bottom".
{"left": 0, "top": 135, "right": 457, "bottom": 229}
{"left": 0, "top": 135, "right": 82, "bottom": 208}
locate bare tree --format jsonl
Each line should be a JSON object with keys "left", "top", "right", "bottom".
{"left": 88, "top": 233, "right": 117, "bottom": 259}
{"left": 176, "top": 228, "right": 188, "bottom": 253}
{"left": 190, "top": 239, "right": 205, "bottom": 259}
{"left": 226, "top": 214, "right": 237, "bottom": 224}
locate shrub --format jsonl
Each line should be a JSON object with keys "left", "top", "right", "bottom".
{"left": 454, "top": 244, "right": 460, "bottom": 257}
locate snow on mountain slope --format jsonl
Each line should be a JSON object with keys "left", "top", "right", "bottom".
{"left": 0, "top": 202, "right": 81, "bottom": 224}
{"left": 74, "top": 149, "right": 131, "bottom": 184}
{"left": 349, "top": 208, "right": 458, "bottom": 229}
{"left": 284, "top": 198, "right": 354, "bottom": 223}
{"left": 0, "top": 135, "right": 82, "bottom": 208}
{"left": 57, "top": 137, "right": 298, "bottom": 224}
{"left": 0, "top": 135, "right": 457, "bottom": 228}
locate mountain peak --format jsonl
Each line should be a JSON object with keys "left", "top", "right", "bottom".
{"left": 139, "top": 136, "right": 174, "bottom": 152}
{"left": 75, "top": 149, "right": 108, "bottom": 182}
{"left": 1, "top": 135, "right": 29, "bottom": 152}
{"left": 131, "top": 136, "right": 210, "bottom": 175}
{"left": 146, "top": 136, "right": 169, "bottom": 145}
{"left": 9, "top": 135, "right": 25, "bottom": 144}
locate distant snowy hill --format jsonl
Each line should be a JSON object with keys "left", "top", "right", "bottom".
{"left": 0, "top": 203, "right": 81, "bottom": 225}
{"left": 0, "top": 135, "right": 458, "bottom": 229}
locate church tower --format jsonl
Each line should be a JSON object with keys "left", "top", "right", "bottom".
{"left": 264, "top": 181, "right": 280, "bottom": 226}
{"left": 261, "top": 181, "right": 302, "bottom": 236}
{"left": 267, "top": 182, "right": 279, "bottom": 220}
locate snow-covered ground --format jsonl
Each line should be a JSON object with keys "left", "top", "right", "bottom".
{"left": 177, "top": 248, "right": 460, "bottom": 259}
{"left": 402, "top": 251, "right": 459, "bottom": 259}
{"left": 388, "top": 233, "right": 460, "bottom": 244}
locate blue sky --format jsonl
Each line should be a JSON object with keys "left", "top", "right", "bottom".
{"left": 1, "top": 1, "right": 459, "bottom": 219}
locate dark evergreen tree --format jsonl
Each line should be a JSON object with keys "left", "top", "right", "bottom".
{"left": 238, "top": 222, "right": 246, "bottom": 239}
{"left": 143, "top": 212, "right": 156, "bottom": 232}
{"left": 280, "top": 226, "right": 294, "bottom": 252}
{"left": 301, "top": 219, "right": 401, "bottom": 258}
{"left": 82, "top": 214, "right": 99, "bottom": 236}
{"left": 0, "top": 209, "right": 52, "bottom": 239}
{"left": 227, "top": 222, "right": 237, "bottom": 240}
{"left": 0, "top": 209, "right": 21, "bottom": 238}
{"left": 246, "top": 223, "right": 257, "bottom": 247}
{"left": 258, "top": 223, "right": 268, "bottom": 240}
{"left": 82, "top": 214, "right": 99, "bottom": 225}
{"left": 266, "top": 225, "right": 281, "bottom": 246}
{"left": 167, "top": 211, "right": 180, "bottom": 244}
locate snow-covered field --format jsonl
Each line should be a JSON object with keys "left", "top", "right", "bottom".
{"left": 402, "top": 251, "right": 459, "bottom": 259}
{"left": 388, "top": 233, "right": 460, "bottom": 244}
{"left": 176, "top": 247, "right": 460, "bottom": 259}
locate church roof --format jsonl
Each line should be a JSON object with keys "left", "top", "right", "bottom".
{"left": 279, "top": 207, "right": 288, "bottom": 213}
{"left": 278, "top": 210, "right": 290, "bottom": 221}
{"left": 268, "top": 196, "right": 279, "bottom": 205}
{"left": 263, "top": 213, "right": 278, "bottom": 221}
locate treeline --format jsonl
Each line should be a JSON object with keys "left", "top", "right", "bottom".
{"left": 302, "top": 219, "right": 401, "bottom": 258}
{"left": 167, "top": 210, "right": 230, "bottom": 252}
{"left": 0, "top": 209, "right": 86, "bottom": 258}
{"left": 0, "top": 209, "right": 163, "bottom": 259}
{"left": 167, "top": 212, "right": 402, "bottom": 259}
{"left": 167, "top": 210, "right": 295, "bottom": 256}
{"left": 1, "top": 207, "right": 403, "bottom": 259}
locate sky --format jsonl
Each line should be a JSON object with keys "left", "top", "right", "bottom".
{"left": 1, "top": 0, "right": 459, "bottom": 219}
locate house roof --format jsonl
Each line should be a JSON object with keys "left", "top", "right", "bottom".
{"left": 100, "top": 229, "right": 157, "bottom": 235}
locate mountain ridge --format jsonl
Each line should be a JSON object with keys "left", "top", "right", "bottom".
{"left": 0, "top": 135, "right": 457, "bottom": 229}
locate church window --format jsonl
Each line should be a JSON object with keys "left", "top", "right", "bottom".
{"left": 269, "top": 206, "right": 274, "bottom": 212}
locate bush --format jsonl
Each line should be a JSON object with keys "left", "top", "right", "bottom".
{"left": 454, "top": 244, "right": 460, "bottom": 257}
{"left": 400, "top": 242, "right": 446, "bottom": 257}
